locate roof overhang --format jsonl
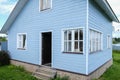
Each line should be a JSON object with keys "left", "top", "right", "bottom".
{"left": 0, "top": 0, "right": 29, "bottom": 33}
{"left": 95, "top": 0, "right": 119, "bottom": 22}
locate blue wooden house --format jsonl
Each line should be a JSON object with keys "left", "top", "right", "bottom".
{"left": 1, "top": 0, "right": 119, "bottom": 80}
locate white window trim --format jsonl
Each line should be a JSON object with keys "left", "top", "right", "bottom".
{"left": 39, "top": 0, "right": 52, "bottom": 11}
{"left": 17, "top": 33, "right": 27, "bottom": 50}
{"left": 107, "top": 34, "right": 111, "bottom": 49}
{"left": 89, "top": 29, "right": 103, "bottom": 53}
{"left": 61, "top": 27, "right": 84, "bottom": 54}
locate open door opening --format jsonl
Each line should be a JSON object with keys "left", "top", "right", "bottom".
{"left": 42, "top": 32, "right": 52, "bottom": 66}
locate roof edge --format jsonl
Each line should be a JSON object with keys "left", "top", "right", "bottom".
{"left": 95, "top": 0, "right": 119, "bottom": 22}
{"left": 0, "top": 0, "right": 29, "bottom": 33}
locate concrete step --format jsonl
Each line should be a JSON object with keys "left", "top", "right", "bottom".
{"left": 33, "top": 66, "right": 57, "bottom": 80}
{"left": 34, "top": 72, "right": 53, "bottom": 80}
{"left": 36, "top": 69, "right": 56, "bottom": 75}
{"left": 36, "top": 67, "right": 56, "bottom": 74}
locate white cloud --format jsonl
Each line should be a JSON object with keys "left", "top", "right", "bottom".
{"left": 0, "top": 0, "right": 7, "bottom": 3}
{"left": 0, "top": 0, "right": 17, "bottom": 14}
{"left": 107, "top": 0, "right": 120, "bottom": 32}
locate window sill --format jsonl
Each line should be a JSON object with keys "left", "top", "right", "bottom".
{"left": 89, "top": 50, "right": 102, "bottom": 54}
{"left": 17, "top": 48, "right": 26, "bottom": 50}
{"left": 63, "top": 51, "right": 83, "bottom": 54}
{"left": 40, "top": 8, "right": 51, "bottom": 11}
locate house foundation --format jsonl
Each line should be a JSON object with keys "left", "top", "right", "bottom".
{"left": 56, "top": 59, "right": 112, "bottom": 80}
{"left": 10, "top": 59, "right": 112, "bottom": 80}
{"left": 10, "top": 60, "right": 39, "bottom": 72}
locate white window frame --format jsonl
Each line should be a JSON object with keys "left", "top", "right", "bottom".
{"left": 62, "top": 28, "right": 83, "bottom": 54}
{"left": 107, "top": 35, "right": 111, "bottom": 49}
{"left": 17, "top": 33, "right": 27, "bottom": 50}
{"left": 89, "top": 29, "right": 102, "bottom": 53}
{"left": 39, "top": 0, "right": 52, "bottom": 11}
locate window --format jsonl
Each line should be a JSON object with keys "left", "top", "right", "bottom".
{"left": 40, "top": 0, "right": 52, "bottom": 11}
{"left": 63, "top": 29, "right": 83, "bottom": 53}
{"left": 17, "top": 33, "right": 27, "bottom": 50}
{"left": 107, "top": 35, "right": 111, "bottom": 48}
{"left": 89, "top": 29, "right": 102, "bottom": 53}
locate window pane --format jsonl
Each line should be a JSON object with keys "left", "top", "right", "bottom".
{"left": 89, "top": 29, "right": 102, "bottom": 53}
{"left": 93, "top": 31, "right": 95, "bottom": 52}
{"left": 41, "top": 0, "right": 43, "bottom": 9}
{"left": 64, "top": 31, "right": 67, "bottom": 40}
{"left": 89, "top": 30, "right": 92, "bottom": 52}
{"left": 95, "top": 31, "right": 97, "bottom": 51}
{"left": 68, "top": 42, "right": 71, "bottom": 51}
{"left": 98, "top": 33, "right": 100, "bottom": 50}
{"left": 109, "top": 36, "right": 111, "bottom": 48}
{"left": 19, "top": 41, "right": 22, "bottom": 48}
{"left": 96, "top": 32, "right": 98, "bottom": 51}
{"left": 79, "top": 41, "right": 83, "bottom": 52}
{"left": 74, "top": 41, "right": 78, "bottom": 52}
{"left": 107, "top": 36, "right": 111, "bottom": 48}
{"left": 79, "top": 29, "right": 83, "bottom": 40}
{"left": 19, "top": 35, "right": 22, "bottom": 40}
{"left": 47, "top": 0, "right": 51, "bottom": 8}
{"left": 99, "top": 33, "right": 101, "bottom": 50}
{"left": 18, "top": 35, "right": 22, "bottom": 48}
{"left": 64, "top": 42, "right": 67, "bottom": 52}
{"left": 107, "top": 36, "right": 109, "bottom": 48}
{"left": 23, "top": 35, "right": 26, "bottom": 48}
{"left": 41, "top": 0, "right": 51, "bottom": 10}
{"left": 75, "top": 30, "right": 78, "bottom": 40}
{"left": 68, "top": 31, "right": 72, "bottom": 40}
{"left": 41, "top": 0, "right": 45, "bottom": 10}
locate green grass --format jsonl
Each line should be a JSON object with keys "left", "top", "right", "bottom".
{"left": 0, "top": 65, "right": 38, "bottom": 80}
{"left": 96, "top": 50, "right": 120, "bottom": 80}
{"left": 0, "top": 65, "right": 69, "bottom": 80}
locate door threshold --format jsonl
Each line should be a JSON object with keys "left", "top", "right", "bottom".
{"left": 41, "top": 63, "right": 51, "bottom": 67}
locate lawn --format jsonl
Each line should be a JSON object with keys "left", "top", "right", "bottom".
{"left": 96, "top": 50, "right": 120, "bottom": 80}
{"left": 0, "top": 50, "right": 120, "bottom": 80}
{"left": 0, "top": 65, "right": 38, "bottom": 80}
{"left": 0, "top": 65, "right": 68, "bottom": 80}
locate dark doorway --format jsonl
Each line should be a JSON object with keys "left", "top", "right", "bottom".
{"left": 42, "top": 32, "right": 52, "bottom": 66}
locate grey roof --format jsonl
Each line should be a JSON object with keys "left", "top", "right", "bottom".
{"left": 0, "top": 0, "right": 119, "bottom": 33}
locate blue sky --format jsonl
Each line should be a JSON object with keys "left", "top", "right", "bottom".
{"left": 0, "top": 0, "right": 18, "bottom": 30}
{"left": 0, "top": 0, "right": 120, "bottom": 30}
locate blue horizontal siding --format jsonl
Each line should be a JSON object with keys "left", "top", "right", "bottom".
{"left": 8, "top": 0, "right": 87, "bottom": 74}
{"left": 88, "top": 0, "right": 112, "bottom": 74}
{"left": 1, "top": 41, "right": 8, "bottom": 51}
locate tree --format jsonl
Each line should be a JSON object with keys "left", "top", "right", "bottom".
{"left": 0, "top": 37, "right": 7, "bottom": 42}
